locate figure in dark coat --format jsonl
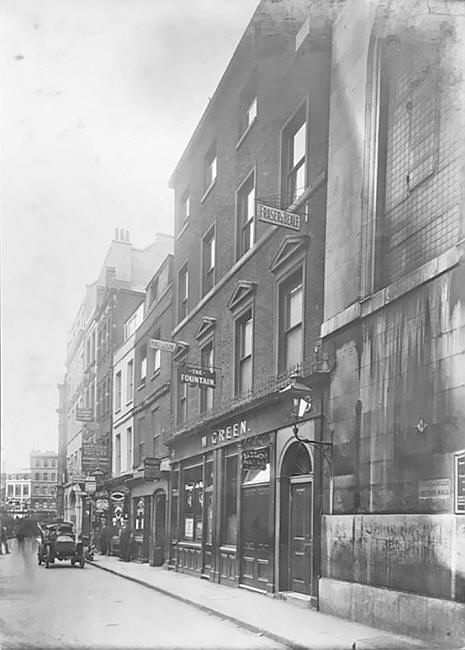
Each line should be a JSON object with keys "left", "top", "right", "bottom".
{"left": 119, "top": 525, "right": 132, "bottom": 562}
{"left": 0, "top": 526, "right": 10, "bottom": 554}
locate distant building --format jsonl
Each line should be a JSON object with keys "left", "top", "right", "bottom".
{"left": 4, "top": 470, "right": 31, "bottom": 518}
{"left": 30, "top": 450, "right": 58, "bottom": 519}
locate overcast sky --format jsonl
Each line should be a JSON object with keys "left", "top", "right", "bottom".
{"left": 1, "top": 0, "right": 258, "bottom": 470}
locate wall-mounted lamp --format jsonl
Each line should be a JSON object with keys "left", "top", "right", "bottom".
{"left": 279, "top": 373, "right": 333, "bottom": 472}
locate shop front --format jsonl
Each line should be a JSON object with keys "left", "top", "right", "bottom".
{"left": 127, "top": 461, "right": 169, "bottom": 565}
{"left": 167, "top": 399, "right": 325, "bottom": 599}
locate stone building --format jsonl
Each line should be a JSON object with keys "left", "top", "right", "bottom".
{"left": 319, "top": 0, "right": 465, "bottom": 642}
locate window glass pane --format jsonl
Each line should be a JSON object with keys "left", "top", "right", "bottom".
{"left": 292, "top": 122, "right": 306, "bottom": 166}
{"left": 242, "top": 463, "right": 271, "bottom": 485}
{"left": 288, "top": 284, "right": 303, "bottom": 328}
{"left": 240, "top": 356, "right": 252, "bottom": 393}
{"left": 246, "top": 185, "right": 255, "bottom": 222}
{"left": 247, "top": 97, "right": 257, "bottom": 125}
{"left": 223, "top": 455, "right": 238, "bottom": 545}
{"left": 242, "top": 318, "right": 253, "bottom": 356}
{"left": 286, "top": 326, "right": 302, "bottom": 369}
{"left": 183, "top": 465, "right": 203, "bottom": 541}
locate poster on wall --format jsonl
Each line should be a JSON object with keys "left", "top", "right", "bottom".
{"left": 185, "top": 517, "right": 194, "bottom": 539}
{"left": 455, "top": 451, "right": 465, "bottom": 513}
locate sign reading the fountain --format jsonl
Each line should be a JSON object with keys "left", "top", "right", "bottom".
{"left": 178, "top": 365, "right": 216, "bottom": 389}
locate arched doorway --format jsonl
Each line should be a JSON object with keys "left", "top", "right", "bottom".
{"left": 279, "top": 441, "right": 313, "bottom": 594}
{"left": 152, "top": 490, "right": 166, "bottom": 566}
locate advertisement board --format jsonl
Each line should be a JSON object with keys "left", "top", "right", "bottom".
{"left": 455, "top": 451, "right": 465, "bottom": 513}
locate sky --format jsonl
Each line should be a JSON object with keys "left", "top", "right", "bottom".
{"left": 1, "top": 0, "right": 259, "bottom": 471}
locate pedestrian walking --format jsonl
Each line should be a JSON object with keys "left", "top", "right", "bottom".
{"left": 0, "top": 525, "right": 10, "bottom": 554}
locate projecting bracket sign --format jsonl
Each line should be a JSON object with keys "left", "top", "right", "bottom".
{"left": 256, "top": 201, "right": 301, "bottom": 232}
{"left": 149, "top": 338, "right": 177, "bottom": 352}
{"left": 178, "top": 365, "right": 216, "bottom": 388}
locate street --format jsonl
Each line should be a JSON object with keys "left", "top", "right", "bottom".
{"left": 0, "top": 541, "right": 285, "bottom": 650}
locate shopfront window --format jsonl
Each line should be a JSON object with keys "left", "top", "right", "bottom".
{"left": 223, "top": 455, "right": 238, "bottom": 546}
{"left": 171, "top": 468, "right": 179, "bottom": 541}
{"left": 182, "top": 465, "right": 203, "bottom": 542}
{"left": 241, "top": 450, "right": 271, "bottom": 549}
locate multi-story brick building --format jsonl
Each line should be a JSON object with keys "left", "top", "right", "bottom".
{"left": 166, "top": 0, "right": 333, "bottom": 599}
{"left": 128, "top": 254, "right": 174, "bottom": 564}
{"left": 30, "top": 450, "right": 58, "bottom": 519}
{"left": 61, "top": 230, "right": 173, "bottom": 534}
{"left": 318, "top": 0, "right": 465, "bottom": 642}
{"left": 108, "top": 254, "right": 174, "bottom": 563}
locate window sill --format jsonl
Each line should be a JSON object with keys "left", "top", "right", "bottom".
{"left": 176, "top": 220, "right": 189, "bottom": 241}
{"left": 151, "top": 369, "right": 161, "bottom": 381}
{"left": 115, "top": 408, "right": 121, "bottom": 415}
{"left": 137, "top": 382, "right": 146, "bottom": 391}
{"left": 200, "top": 179, "right": 216, "bottom": 204}
{"left": 235, "top": 117, "right": 257, "bottom": 150}
{"left": 126, "top": 400, "right": 133, "bottom": 406}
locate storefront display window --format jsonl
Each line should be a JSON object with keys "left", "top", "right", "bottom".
{"left": 241, "top": 454, "right": 271, "bottom": 549}
{"left": 183, "top": 465, "right": 203, "bottom": 542}
{"left": 223, "top": 455, "right": 238, "bottom": 545}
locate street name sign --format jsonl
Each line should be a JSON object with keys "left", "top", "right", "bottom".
{"left": 257, "top": 201, "right": 301, "bottom": 231}
{"left": 149, "top": 338, "right": 177, "bottom": 352}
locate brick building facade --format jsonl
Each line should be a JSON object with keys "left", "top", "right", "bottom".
{"left": 166, "top": 0, "right": 333, "bottom": 600}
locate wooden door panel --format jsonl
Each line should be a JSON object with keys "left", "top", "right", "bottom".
{"left": 290, "top": 482, "right": 312, "bottom": 594}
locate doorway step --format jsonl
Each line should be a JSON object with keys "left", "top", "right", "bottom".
{"left": 277, "top": 591, "right": 316, "bottom": 609}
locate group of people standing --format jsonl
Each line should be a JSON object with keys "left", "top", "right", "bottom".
{"left": 98, "top": 521, "right": 134, "bottom": 562}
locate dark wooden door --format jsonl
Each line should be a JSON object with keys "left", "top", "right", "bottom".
{"left": 290, "top": 481, "right": 312, "bottom": 594}
{"left": 153, "top": 492, "right": 166, "bottom": 566}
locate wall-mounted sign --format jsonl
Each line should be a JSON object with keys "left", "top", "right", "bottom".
{"left": 455, "top": 451, "right": 465, "bottom": 513}
{"left": 85, "top": 479, "right": 97, "bottom": 494}
{"left": 242, "top": 447, "right": 270, "bottom": 471}
{"left": 76, "top": 408, "right": 94, "bottom": 422}
{"left": 178, "top": 365, "right": 216, "bottom": 388}
{"left": 82, "top": 434, "right": 110, "bottom": 477}
{"left": 96, "top": 498, "right": 109, "bottom": 512}
{"left": 149, "top": 338, "right": 177, "bottom": 352}
{"left": 185, "top": 517, "right": 194, "bottom": 540}
{"left": 200, "top": 419, "right": 249, "bottom": 448}
{"left": 143, "top": 457, "right": 161, "bottom": 481}
{"left": 257, "top": 201, "right": 301, "bottom": 231}
{"left": 418, "top": 478, "right": 451, "bottom": 501}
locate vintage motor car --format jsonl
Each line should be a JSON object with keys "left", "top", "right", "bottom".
{"left": 38, "top": 522, "right": 86, "bottom": 568}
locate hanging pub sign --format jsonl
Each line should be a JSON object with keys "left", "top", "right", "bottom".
{"left": 242, "top": 447, "right": 270, "bottom": 471}
{"left": 256, "top": 201, "right": 301, "bottom": 232}
{"left": 143, "top": 457, "right": 161, "bottom": 481}
{"left": 178, "top": 365, "right": 216, "bottom": 388}
{"left": 455, "top": 451, "right": 465, "bottom": 513}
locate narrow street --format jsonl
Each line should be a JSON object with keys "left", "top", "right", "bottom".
{"left": 0, "top": 543, "right": 285, "bottom": 649}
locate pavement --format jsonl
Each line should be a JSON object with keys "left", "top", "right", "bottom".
{"left": 88, "top": 554, "right": 446, "bottom": 650}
